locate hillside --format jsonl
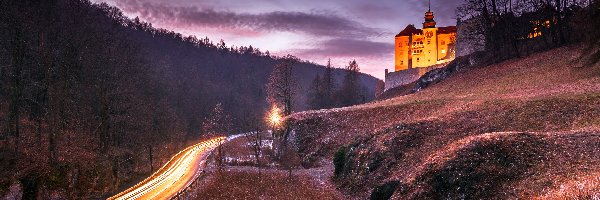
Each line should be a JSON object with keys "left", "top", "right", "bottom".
{"left": 0, "top": 0, "right": 378, "bottom": 198}
{"left": 288, "top": 45, "right": 600, "bottom": 199}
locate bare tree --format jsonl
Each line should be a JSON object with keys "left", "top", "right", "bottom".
{"left": 280, "top": 143, "right": 301, "bottom": 178}
{"left": 374, "top": 80, "right": 385, "bottom": 98}
{"left": 457, "top": 0, "right": 593, "bottom": 61}
{"left": 245, "top": 126, "right": 264, "bottom": 179}
{"left": 266, "top": 55, "right": 299, "bottom": 117}
{"left": 0, "top": 0, "right": 381, "bottom": 198}
{"left": 202, "top": 103, "right": 232, "bottom": 172}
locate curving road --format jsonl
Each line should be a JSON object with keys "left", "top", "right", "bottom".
{"left": 108, "top": 136, "right": 226, "bottom": 200}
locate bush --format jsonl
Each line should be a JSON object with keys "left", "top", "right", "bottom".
{"left": 333, "top": 146, "right": 347, "bottom": 176}
{"left": 370, "top": 181, "right": 400, "bottom": 200}
{"left": 0, "top": 180, "right": 10, "bottom": 197}
{"left": 588, "top": 49, "right": 600, "bottom": 65}
{"left": 368, "top": 152, "right": 384, "bottom": 172}
{"left": 20, "top": 174, "right": 39, "bottom": 200}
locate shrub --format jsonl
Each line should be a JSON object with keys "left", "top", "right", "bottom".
{"left": 368, "top": 152, "right": 384, "bottom": 172}
{"left": 589, "top": 49, "right": 600, "bottom": 65}
{"left": 333, "top": 146, "right": 347, "bottom": 176}
{"left": 370, "top": 181, "right": 400, "bottom": 200}
{"left": 20, "top": 175, "right": 39, "bottom": 200}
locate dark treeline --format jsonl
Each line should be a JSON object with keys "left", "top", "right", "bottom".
{"left": 458, "top": 0, "right": 600, "bottom": 62}
{"left": 308, "top": 59, "right": 371, "bottom": 110}
{"left": 0, "top": 0, "right": 379, "bottom": 198}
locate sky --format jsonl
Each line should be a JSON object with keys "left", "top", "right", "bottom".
{"left": 91, "top": 0, "right": 462, "bottom": 79}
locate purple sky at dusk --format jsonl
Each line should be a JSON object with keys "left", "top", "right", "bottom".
{"left": 91, "top": 0, "right": 462, "bottom": 79}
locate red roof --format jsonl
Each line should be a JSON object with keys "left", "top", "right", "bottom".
{"left": 438, "top": 26, "right": 457, "bottom": 34}
{"left": 395, "top": 25, "right": 422, "bottom": 37}
{"left": 396, "top": 25, "right": 457, "bottom": 37}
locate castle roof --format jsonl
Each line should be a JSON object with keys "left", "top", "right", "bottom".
{"left": 438, "top": 26, "right": 457, "bottom": 34}
{"left": 396, "top": 24, "right": 422, "bottom": 37}
{"left": 395, "top": 25, "right": 456, "bottom": 37}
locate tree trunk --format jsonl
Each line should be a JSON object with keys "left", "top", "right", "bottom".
{"left": 48, "top": 126, "right": 57, "bottom": 165}
{"left": 217, "top": 143, "right": 223, "bottom": 172}
{"left": 149, "top": 145, "right": 154, "bottom": 173}
{"left": 8, "top": 22, "right": 25, "bottom": 156}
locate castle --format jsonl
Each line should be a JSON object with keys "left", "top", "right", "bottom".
{"left": 385, "top": 6, "right": 457, "bottom": 91}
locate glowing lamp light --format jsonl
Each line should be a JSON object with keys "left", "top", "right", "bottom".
{"left": 267, "top": 105, "right": 282, "bottom": 128}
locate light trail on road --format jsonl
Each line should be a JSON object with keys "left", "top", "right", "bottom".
{"left": 108, "top": 137, "right": 226, "bottom": 200}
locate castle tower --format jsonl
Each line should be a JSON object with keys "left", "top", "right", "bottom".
{"left": 423, "top": 11, "right": 436, "bottom": 29}
{"left": 394, "top": 25, "right": 417, "bottom": 71}
{"left": 392, "top": 0, "right": 456, "bottom": 72}
{"left": 423, "top": 0, "right": 436, "bottom": 29}
{"left": 419, "top": 4, "right": 438, "bottom": 68}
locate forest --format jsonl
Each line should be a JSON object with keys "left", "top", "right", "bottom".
{"left": 0, "top": 0, "right": 379, "bottom": 198}
{"left": 457, "top": 0, "right": 600, "bottom": 62}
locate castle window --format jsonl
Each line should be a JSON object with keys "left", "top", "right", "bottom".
{"left": 417, "top": 58, "right": 420, "bottom": 62}
{"left": 427, "top": 40, "right": 431, "bottom": 45}
{"left": 442, "top": 41, "right": 445, "bottom": 45}
{"left": 428, "top": 50, "right": 431, "bottom": 54}
{"left": 400, "top": 61, "right": 404, "bottom": 65}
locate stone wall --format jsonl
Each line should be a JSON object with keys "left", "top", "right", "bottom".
{"left": 385, "top": 17, "right": 484, "bottom": 92}
{"left": 384, "top": 64, "right": 446, "bottom": 91}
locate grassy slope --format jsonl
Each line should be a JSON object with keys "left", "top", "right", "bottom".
{"left": 187, "top": 134, "right": 345, "bottom": 200}
{"left": 195, "top": 170, "right": 341, "bottom": 199}
{"left": 289, "top": 45, "right": 600, "bottom": 199}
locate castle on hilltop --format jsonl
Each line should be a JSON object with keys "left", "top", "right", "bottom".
{"left": 385, "top": 5, "right": 457, "bottom": 91}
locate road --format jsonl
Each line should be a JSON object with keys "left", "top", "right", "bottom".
{"left": 108, "top": 136, "right": 226, "bottom": 200}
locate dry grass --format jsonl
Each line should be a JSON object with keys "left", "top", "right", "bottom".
{"left": 218, "top": 132, "right": 279, "bottom": 167}
{"left": 191, "top": 132, "right": 345, "bottom": 200}
{"left": 194, "top": 169, "right": 342, "bottom": 200}
{"left": 535, "top": 172, "right": 600, "bottom": 199}
{"left": 402, "top": 131, "right": 600, "bottom": 199}
{"left": 393, "top": 45, "right": 600, "bottom": 102}
{"left": 288, "top": 44, "right": 600, "bottom": 199}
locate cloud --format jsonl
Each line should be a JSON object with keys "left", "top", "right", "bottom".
{"left": 115, "top": 0, "right": 380, "bottom": 38}
{"left": 98, "top": 0, "right": 461, "bottom": 79}
{"left": 294, "top": 38, "right": 392, "bottom": 58}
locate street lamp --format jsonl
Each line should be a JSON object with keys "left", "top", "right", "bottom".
{"left": 267, "top": 105, "right": 282, "bottom": 137}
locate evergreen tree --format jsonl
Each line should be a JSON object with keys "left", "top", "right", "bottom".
{"left": 308, "top": 74, "right": 324, "bottom": 109}
{"left": 202, "top": 103, "right": 231, "bottom": 172}
{"left": 321, "top": 59, "right": 336, "bottom": 108}
{"left": 337, "top": 60, "right": 362, "bottom": 107}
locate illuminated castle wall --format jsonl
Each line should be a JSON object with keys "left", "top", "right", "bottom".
{"left": 384, "top": 8, "right": 457, "bottom": 91}
{"left": 394, "top": 8, "right": 457, "bottom": 72}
